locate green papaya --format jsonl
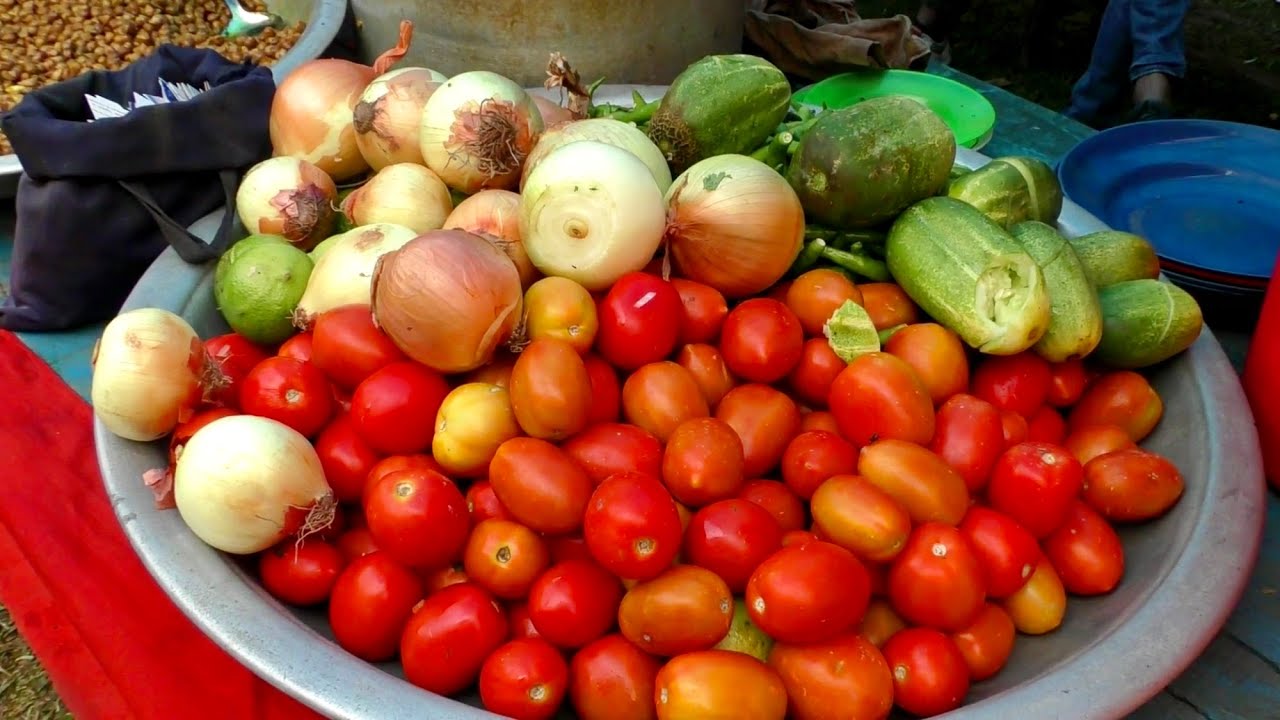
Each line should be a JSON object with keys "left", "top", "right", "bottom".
{"left": 947, "top": 156, "right": 1063, "bottom": 228}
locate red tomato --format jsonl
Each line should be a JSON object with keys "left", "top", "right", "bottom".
{"left": 509, "top": 601, "right": 542, "bottom": 640}
{"left": 810, "top": 474, "right": 912, "bottom": 564}
{"left": 335, "top": 526, "right": 379, "bottom": 563}
{"left": 684, "top": 499, "right": 784, "bottom": 592}
{"left": 782, "top": 529, "right": 820, "bottom": 548}
{"left": 1000, "top": 409, "right": 1030, "bottom": 448}
{"left": 277, "top": 331, "right": 314, "bottom": 363}
{"left": 715, "top": 384, "right": 803, "bottom": 478}
{"left": 562, "top": 422, "right": 663, "bottom": 485}
{"left": 799, "top": 409, "right": 841, "bottom": 434}
{"left": 510, "top": 338, "right": 593, "bottom": 441}
{"left": 400, "top": 582, "right": 508, "bottom": 695}
{"left": 1044, "top": 500, "right": 1125, "bottom": 595}
{"left": 349, "top": 361, "right": 449, "bottom": 455}
{"left": 888, "top": 522, "right": 986, "bottom": 632}
{"left": 930, "top": 393, "right": 1004, "bottom": 492}
{"left": 958, "top": 507, "right": 1042, "bottom": 599}
{"left": 675, "top": 343, "right": 736, "bottom": 409}
{"left": 238, "top": 356, "right": 335, "bottom": 436}
{"left": 662, "top": 418, "right": 746, "bottom": 506}
{"left": 859, "top": 599, "right": 907, "bottom": 648}
{"left": 1026, "top": 405, "right": 1067, "bottom": 445}
{"left": 618, "top": 565, "right": 734, "bottom": 656}
{"left": 596, "top": 272, "right": 682, "bottom": 371}
{"left": 311, "top": 413, "right": 382, "bottom": 503}
{"left": 746, "top": 541, "right": 871, "bottom": 644}
{"left": 784, "top": 268, "right": 863, "bottom": 338}
{"left": 583, "top": 352, "right": 622, "bottom": 424}
{"left": 328, "top": 552, "right": 424, "bottom": 661}
{"left": 258, "top": 539, "right": 345, "bottom": 607}
{"left": 168, "top": 407, "right": 237, "bottom": 467}
{"left": 489, "top": 437, "right": 594, "bottom": 535}
{"left": 787, "top": 338, "right": 846, "bottom": 409}
{"left": 719, "top": 298, "right": 805, "bottom": 383}
{"left": 950, "top": 603, "right": 1016, "bottom": 681}
{"left": 1081, "top": 449, "right": 1185, "bottom": 522}
{"left": 569, "top": 634, "right": 662, "bottom": 720}
{"left": 858, "top": 440, "right": 971, "bottom": 526}
{"left": 883, "top": 322, "right": 969, "bottom": 405}
{"left": 671, "top": 278, "right": 729, "bottom": 345}
{"left": 1046, "top": 357, "right": 1088, "bottom": 407}
{"left": 780, "top": 430, "right": 858, "bottom": 500}
{"left": 310, "top": 304, "right": 407, "bottom": 389}
{"left": 970, "top": 352, "right": 1052, "bottom": 418}
{"left": 365, "top": 454, "right": 445, "bottom": 506}
{"left": 527, "top": 560, "right": 624, "bottom": 649}
{"left": 547, "top": 535, "right": 595, "bottom": 565}
{"left": 1068, "top": 371, "right": 1164, "bottom": 441}
{"left": 987, "top": 442, "right": 1085, "bottom": 538}
{"left": 466, "top": 480, "right": 514, "bottom": 524}
{"left": 583, "top": 471, "right": 683, "bottom": 581}
{"left": 363, "top": 468, "right": 470, "bottom": 569}
{"left": 479, "top": 638, "right": 570, "bottom": 720}
{"left": 622, "top": 361, "right": 711, "bottom": 442}
{"left": 464, "top": 519, "right": 551, "bottom": 599}
{"left": 204, "top": 333, "right": 271, "bottom": 409}
{"left": 1063, "top": 424, "right": 1137, "bottom": 466}
{"left": 859, "top": 283, "right": 920, "bottom": 330}
{"left": 829, "top": 352, "right": 935, "bottom": 447}
{"left": 737, "top": 479, "right": 807, "bottom": 532}
{"left": 422, "top": 565, "right": 469, "bottom": 595}
{"left": 882, "top": 628, "right": 970, "bottom": 717}
{"left": 768, "top": 634, "right": 895, "bottom": 720}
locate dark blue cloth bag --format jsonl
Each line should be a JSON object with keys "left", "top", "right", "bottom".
{"left": 0, "top": 45, "right": 275, "bottom": 331}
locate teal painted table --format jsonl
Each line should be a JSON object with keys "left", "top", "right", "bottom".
{"left": 1, "top": 66, "right": 1276, "bottom": 719}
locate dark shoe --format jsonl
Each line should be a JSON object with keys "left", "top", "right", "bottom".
{"left": 1122, "top": 100, "right": 1174, "bottom": 124}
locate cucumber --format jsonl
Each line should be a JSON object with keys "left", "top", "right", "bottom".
{"left": 1010, "top": 221, "right": 1103, "bottom": 362}
{"left": 1094, "top": 279, "right": 1203, "bottom": 368}
{"left": 1069, "top": 230, "right": 1161, "bottom": 287}
{"left": 647, "top": 55, "right": 791, "bottom": 172}
{"left": 946, "top": 156, "right": 1063, "bottom": 228}
{"left": 787, "top": 96, "right": 955, "bottom": 229}
{"left": 886, "top": 197, "right": 1051, "bottom": 355}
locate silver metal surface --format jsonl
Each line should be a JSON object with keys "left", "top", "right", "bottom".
{"left": 95, "top": 92, "right": 1267, "bottom": 720}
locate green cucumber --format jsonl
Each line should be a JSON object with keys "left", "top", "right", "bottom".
{"left": 886, "top": 197, "right": 1050, "bottom": 355}
{"left": 1069, "top": 230, "right": 1162, "bottom": 288}
{"left": 947, "top": 156, "right": 1063, "bottom": 228}
{"left": 647, "top": 55, "right": 791, "bottom": 172}
{"left": 1094, "top": 279, "right": 1203, "bottom": 368}
{"left": 1010, "top": 221, "right": 1103, "bottom": 362}
{"left": 786, "top": 96, "right": 956, "bottom": 229}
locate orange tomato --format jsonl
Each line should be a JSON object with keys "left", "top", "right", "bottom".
{"left": 858, "top": 283, "right": 919, "bottom": 330}
{"left": 654, "top": 650, "right": 788, "bottom": 720}
{"left": 799, "top": 409, "right": 841, "bottom": 434}
{"left": 432, "top": 382, "right": 520, "bottom": 477}
{"left": 618, "top": 565, "right": 734, "bottom": 656}
{"left": 859, "top": 599, "right": 907, "bottom": 648}
{"left": 463, "top": 519, "right": 551, "bottom": 599}
{"left": 810, "top": 474, "right": 913, "bottom": 564}
{"left": 950, "top": 603, "right": 1016, "bottom": 681}
{"left": 489, "top": 437, "right": 594, "bottom": 535}
{"left": 676, "top": 343, "right": 736, "bottom": 409}
{"left": 1062, "top": 424, "right": 1137, "bottom": 466}
{"left": 785, "top": 268, "right": 864, "bottom": 337}
{"left": 622, "top": 361, "right": 711, "bottom": 442}
{"left": 662, "top": 418, "right": 746, "bottom": 507}
{"left": 1082, "top": 448, "right": 1185, "bottom": 522}
{"left": 523, "top": 276, "right": 599, "bottom": 353}
{"left": 768, "top": 634, "right": 894, "bottom": 720}
{"left": 715, "top": 384, "right": 804, "bottom": 478}
{"left": 1068, "top": 370, "right": 1164, "bottom": 441}
{"left": 883, "top": 323, "right": 969, "bottom": 404}
{"left": 1003, "top": 557, "right": 1066, "bottom": 635}
{"left": 509, "top": 338, "right": 592, "bottom": 440}
{"left": 858, "top": 440, "right": 970, "bottom": 526}
{"left": 464, "top": 352, "right": 516, "bottom": 387}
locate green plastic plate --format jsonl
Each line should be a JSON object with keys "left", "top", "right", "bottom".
{"left": 793, "top": 70, "right": 997, "bottom": 149}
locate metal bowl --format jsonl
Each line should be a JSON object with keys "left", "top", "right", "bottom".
{"left": 0, "top": 0, "right": 349, "bottom": 199}
{"left": 95, "top": 90, "right": 1267, "bottom": 719}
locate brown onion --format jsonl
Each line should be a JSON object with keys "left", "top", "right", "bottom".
{"left": 532, "top": 95, "right": 577, "bottom": 127}
{"left": 443, "top": 189, "right": 540, "bottom": 288}
{"left": 372, "top": 229, "right": 524, "bottom": 373}
{"left": 341, "top": 163, "right": 453, "bottom": 233}
{"left": 353, "top": 67, "right": 445, "bottom": 170}
{"left": 235, "top": 156, "right": 337, "bottom": 249}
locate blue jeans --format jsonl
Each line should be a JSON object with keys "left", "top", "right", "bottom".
{"left": 1064, "top": 0, "right": 1191, "bottom": 123}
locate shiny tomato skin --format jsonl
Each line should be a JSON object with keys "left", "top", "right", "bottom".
{"left": 463, "top": 519, "right": 551, "bottom": 599}
{"left": 363, "top": 468, "right": 470, "bottom": 570}
{"left": 328, "top": 552, "right": 424, "bottom": 662}
{"left": 432, "top": 382, "right": 520, "bottom": 478}
{"left": 675, "top": 343, "right": 736, "bottom": 409}
{"left": 1063, "top": 424, "right": 1137, "bottom": 466}
{"left": 787, "top": 337, "right": 846, "bottom": 409}
{"left": 858, "top": 283, "right": 920, "bottom": 330}
{"left": 527, "top": 560, "right": 624, "bottom": 649}
{"left": 671, "top": 278, "right": 729, "bottom": 345}
{"left": 810, "top": 474, "right": 912, "bottom": 564}
{"left": 987, "top": 442, "right": 1085, "bottom": 538}
{"left": 1044, "top": 500, "right": 1125, "bottom": 595}
{"left": 1026, "top": 405, "right": 1067, "bottom": 445}
{"left": 277, "top": 331, "right": 314, "bottom": 363}
{"left": 311, "top": 304, "right": 407, "bottom": 389}
{"left": 478, "top": 637, "right": 569, "bottom": 720}
{"left": 768, "top": 634, "right": 895, "bottom": 720}
{"left": 737, "top": 479, "right": 807, "bottom": 532}
{"left": 596, "top": 272, "right": 683, "bottom": 372}
{"left": 510, "top": 338, "right": 594, "bottom": 441}
{"left": 970, "top": 352, "right": 1052, "bottom": 418}
{"left": 583, "top": 352, "right": 623, "bottom": 424}
{"left": 684, "top": 499, "right": 784, "bottom": 592}
{"left": 746, "top": 541, "right": 871, "bottom": 644}
{"left": 583, "top": 471, "right": 683, "bottom": 581}
{"left": 562, "top": 422, "right": 664, "bottom": 485}
{"left": 1046, "top": 357, "right": 1088, "bottom": 407}
{"left": 1067, "top": 370, "right": 1164, "bottom": 441}
{"left": 715, "top": 383, "right": 803, "bottom": 479}
{"left": 719, "top": 298, "right": 805, "bottom": 384}
{"left": 489, "top": 437, "right": 594, "bottom": 535}
{"left": 258, "top": 539, "right": 345, "bottom": 607}
{"left": 350, "top": 361, "right": 450, "bottom": 454}
{"left": 618, "top": 565, "right": 734, "bottom": 656}
{"left": 204, "top": 333, "right": 271, "bottom": 409}
{"left": 829, "top": 352, "right": 935, "bottom": 447}
{"left": 523, "top": 275, "right": 599, "bottom": 354}
{"left": 799, "top": 409, "right": 841, "bottom": 434}
{"left": 782, "top": 529, "right": 820, "bottom": 548}
{"left": 958, "top": 507, "right": 1042, "bottom": 599}
{"left": 859, "top": 600, "right": 908, "bottom": 648}
{"left": 364, "top": 454, "right": 444, "bottom": 506}
{"left": 422, "top": 565, "right": 469, "bottom": 595}
{"left": 883, "top": 322, "right": 969, "bottom": 405}
{"left": 335, "top": 526, "right": 379, "bottom": 563}
{"left": 509, "top": 601, "right": 542, "bottom": 640}
{"left": 467, "top": 353, "right": 517, "bottom": 387}
{"left": 888, "top": 522, "right": 986, "bottom": 632}
{"left": 780, "top": 430, "right": 858, "bottom": 500}
{"left": 622, "top": 361, "right": 711, "bottom": 442}
{"left": 466, "top": 480, "right": 514, "bottom": 524}
{"left": 239, "top": 356, "right": 335, "bottom": 437}
{"left": 784, "top": 268, "right": 863, "bottom": 338}
{"left": 1081, "top": 448, "right": 1185, "bottom": 523}
{"left": 569, "top": 634, "right": 662, "bottom": 720}
{"left": 881, "top": 628, "right": 970, "bottom": 717}
{"left": 857, "top": 440, "right": 970, "bottom": 526}
{"left": 547, "top": 535, "right": 595, "bottom": 565}
{"left": 1003, "top": 557, "right": 1067, "bottom": 635}
{"left": 950, "top": 603, "right": 1016, "bottom": 681}
{"left": 930, "top": 393, "right": 1005, "bottom": 492}
{"left": 662, "top": 418, "right": 747, "bottom": 506}
{"left": 400, "top": 582, "right": 509, "bottom": 695}
{"left": 1001, "top": 409, "right": 1030, "bottom": 448}
{"left": 654, "top": 650, "right": 788, "bottom": 720}
{"left": 312, "top": 413, "right": 383, "bottom": 503}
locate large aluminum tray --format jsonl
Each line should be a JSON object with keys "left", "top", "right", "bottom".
{"left": 95, "top": 86, "right": 1266, "bottom": 720}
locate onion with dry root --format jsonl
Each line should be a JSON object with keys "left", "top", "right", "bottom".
{"left": 419, "top": 71, "right": 545, "bottom": 194}
{"left": 91, "top": 308, "right": 214, "bottom": 442}
{"left": 294, "top": 223, "right": 419, "bottom": 327}
{"left": 665, "top": 154, "right": 806, "bottom": 298}
{"left": 269, "top": 21, "right": 415, "bottom": 182}
{"left": 340, "top": 163, "right": 454, "bottom": 234}
{"left": 353, "top": 67, "right": 446, "bottom": 170}
{"left": 372, "top": 229, "right": 524, "bottom": 373}
{"left": 521, "top": 117, "right": 673, "bottom": 193}
{"left": 519, "top": 140, "right": 667, "bottom": 291}
{"left": 444, "top": 189, "right": 539, "bottom": 288}
{"left": 236, "top": 156, "right": 338, "bottom": 250}
{"left": 174, "top": 414, "right": 335, "bottom": 555}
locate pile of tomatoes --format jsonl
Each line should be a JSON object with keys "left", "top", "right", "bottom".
{"left": 179, "top": 266, "right": 1187, "bottom": 720}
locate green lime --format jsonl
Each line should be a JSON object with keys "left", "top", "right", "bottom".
{"left": 824, "top": 299, "right": 881, "bottom": 362}
{"left": 214, "top": 233, "right": 290, "bottom": 290}
{"left": 714, "top": 598, "right": 774, "bottom": 662}
{"left": 214, "top": 242, "right": 313, "bottom": 345}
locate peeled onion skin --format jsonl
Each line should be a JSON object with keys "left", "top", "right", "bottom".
{"left": 236, "top": 157, "right": 338, "bottom": 250}
{"left": 353, "top": 68, "right": 444, "bottom": 169}
{"left": 443, "top": 189, "right": 541, "bottom": 288}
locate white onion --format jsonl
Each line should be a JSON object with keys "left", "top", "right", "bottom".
{"left": 340, "top": 163, "right": 453, "bottom": 234}
{"left": 236, "top": 156, "right": 337, "bottom": 250}
{"left": 353, "top": 67, "right": 446, "bottom": 170}
{"left": 521, "top": 118, "right": 673, "bottom": 193}
{"left": 294, "top": 223, "right": 419, "bottom": 327}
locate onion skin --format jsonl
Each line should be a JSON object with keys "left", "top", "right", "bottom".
{"left": 371, "top": 229, "right": 524, "bottom": 373}
{"left": 236, "top": 157, "right": 338, "bottom": 250}
{"left": 294, "top": 223, "right": 419, "bottom": 328}
{"left": 270, "top": 59, "right": 374, "bottom": 182}
{"left": 532, "top": 95, "right": 577, "bottom": 127}
{"left": 340, "top": 163, "right": 454, "bottom": 234}
{"left": 353, "top": 68, "right": 444, "bottom": 169}
{"left": 443, "top": 189, "right": 540, "bottom": 288}
{"left": 521, "top": 117, "right": 673, "bottom": 193}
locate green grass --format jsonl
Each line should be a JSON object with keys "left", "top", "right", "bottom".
{"left": 0, "top": 605, "right": 71, "bottom": 720}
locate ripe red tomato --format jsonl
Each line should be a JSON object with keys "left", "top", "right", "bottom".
{"left": 1081, "top": 449, "right": 1185, "bottom": 522}
{"left": 400, "top": 582, "right": 509, "bottom": 695}
{"left": 310, "top": 304, "right": 407, "bottom": 389}
{"left": 489, "top": 437, "right": 594, "bottom": 535}
{"left": 675, "top": 343, "right": 736, "bottom": 409}
{"left": 349, "top": 361, "right": 449, "bottom": 454}
{"left": 859, "top": 283, "right": 920, "bottom": 330}
{"left": 527, "top": 560, "right": 624, "bottom": 649}
{"left": 987, "top": 442, "right": 1084, "bottom": 538}
{"left": 1063, "top": 424, "right": 1137, "bottom": 466}
{"left": 618, "top": 565, "right": 734, "bottom": 656}
{"left": 569, "top": 634, "right": 662, "bottom": 720}
{"left": 881, "top": 627, "right": 970, "bottom": 717}
{"left": 782, "top": 529, "right": 821, "bottom": 548}
{"left": 784, "top": 268, "right": 863, "bottom": 338}
{"left": 465, "top": 480, "right": 514, "bottom": 524}
{"left": 888, "top": 522, "right": 986, "bottom": 632}
{"left": 277, "top": 331, "right": 314, "bottom": 363}
{"left": 930, "top": 393, "right": 1005, "bottom": 492}
{"left": 1068, "top": 370, "right": 1164, "bottom": 441}
{"left": 737, "top": 479, "right": 807, "bottom": 532}
{"left": 787, "top": 338, "right": 846, "bottom": 409}
{"left": 583, "top": 471, "right": 683, "bottom": 581}
{"left": 958, "top": 507, "right": 1042, "bottom": 599}
{"left": 258, "top": 539, "right": 344, "bottom": 606}
{"left": 463, "top": 519, "right": 551, "bottom": 599}
{"left": 1000, "top": 409, "right": 1030, "bottom": 448}
{"left": 799, "top": 410, "right": 840, "bottom": 434}
{"left": 768, "top": 634, "right": 894, "bottom": 720}
{"left": 810, "top": 474, "right": 912, "bottom": 564}
{"left": 746, "top": 541, "right": 871, "bottom": 644}
{"left": 422, "top": 565, "right": 469, "bottom": 594}
{"left": 479, "top": 638, "right": 570, "bottom": 720}
{"left": 719, "top": 298, "right": 805, "bottom": 383}
{"left": 1026, "top": 405, "right": 1067, "bottom": 445}
{"left": 829, "top": 352, "right": 935, "bottom": 447}
{"left": 950, "top": 603, "right": 1016, "bottom": 681}
{"left": 582, "top": 352, "right": 622, "bottom": 424}
{"left": 1044, "top": 499, "right": 1125, "bottom": 595}
{"left": 671, "top": 278, "right": 729, "bottom": 345}
{"left": 508, "top": 601, "right": 542, "bottom": 640}
{"left": 1046, "top": 357, "right": 1088, "bottom": 407}
{"left": 662, "top": 418, "right": 747, "bottom": 506}
{"left": 547, "top": 535, "right": 595, "bottom": 565}
{"left": 328, "top": 552, "right": 424, "bottom": 661}
{"left": 335, "top": 526, "right": 379, "bottom": 563}
{"left": 363, "top": 468, "right": 470, "bottom": 569}
{"left": 204, "top": 333, "right": 271, "bottom": 409}
{"left": 715, "top": 384, "right": 803, "bottom": 479}
{"left": 622, "top": 361, "right": 711, "bottom": 443}
{"left": 780, "top": 430, "right": 858, "bottom": 500}
{"left": 238, "top": 356, "right": 335, "bottom": 436}
{"left": 310, "top": 413, "right": 383, "bottom": 503}
{"left": 883, "top": 322, "right": 969, "bottom": 405}
{"left": 859, "top": 600, "right": 907, "bottom": 648}
{"left": 970, "top": 352, "right": 1052, "bottom": 418}
{"left": 562, "top": 422, "right": 663, "bottom": 485}
{"left": 654, "top": 651, "right": 788, "bottom": 720}
{"left": 365, "top": 454, "right": 445, "bottom": 506}
{"left": 510, "top": 338, "right": 593, "bottom": 441}
{"left": 596, "top": 272, "right": 682, "bottom": 371}
{"left": 858, "top": 440, "right": 971, "bottom": 526}
{"left": 684, "top": 499, "right": 784, "bottom": 592}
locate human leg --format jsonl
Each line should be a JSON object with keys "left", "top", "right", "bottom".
{"left": 1064, "top": 0, "right": 1133, "bottom": 125}
{"left": 1128, "top": 0, "right": 1191, "bottom": 105}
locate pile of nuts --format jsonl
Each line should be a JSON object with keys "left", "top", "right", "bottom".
{"left": 0, "top": 0, "right": 306, "bottom": 155}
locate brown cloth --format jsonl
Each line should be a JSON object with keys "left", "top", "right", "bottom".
{"left": 745, "top": 0, "right": 933, "bottom": 81}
